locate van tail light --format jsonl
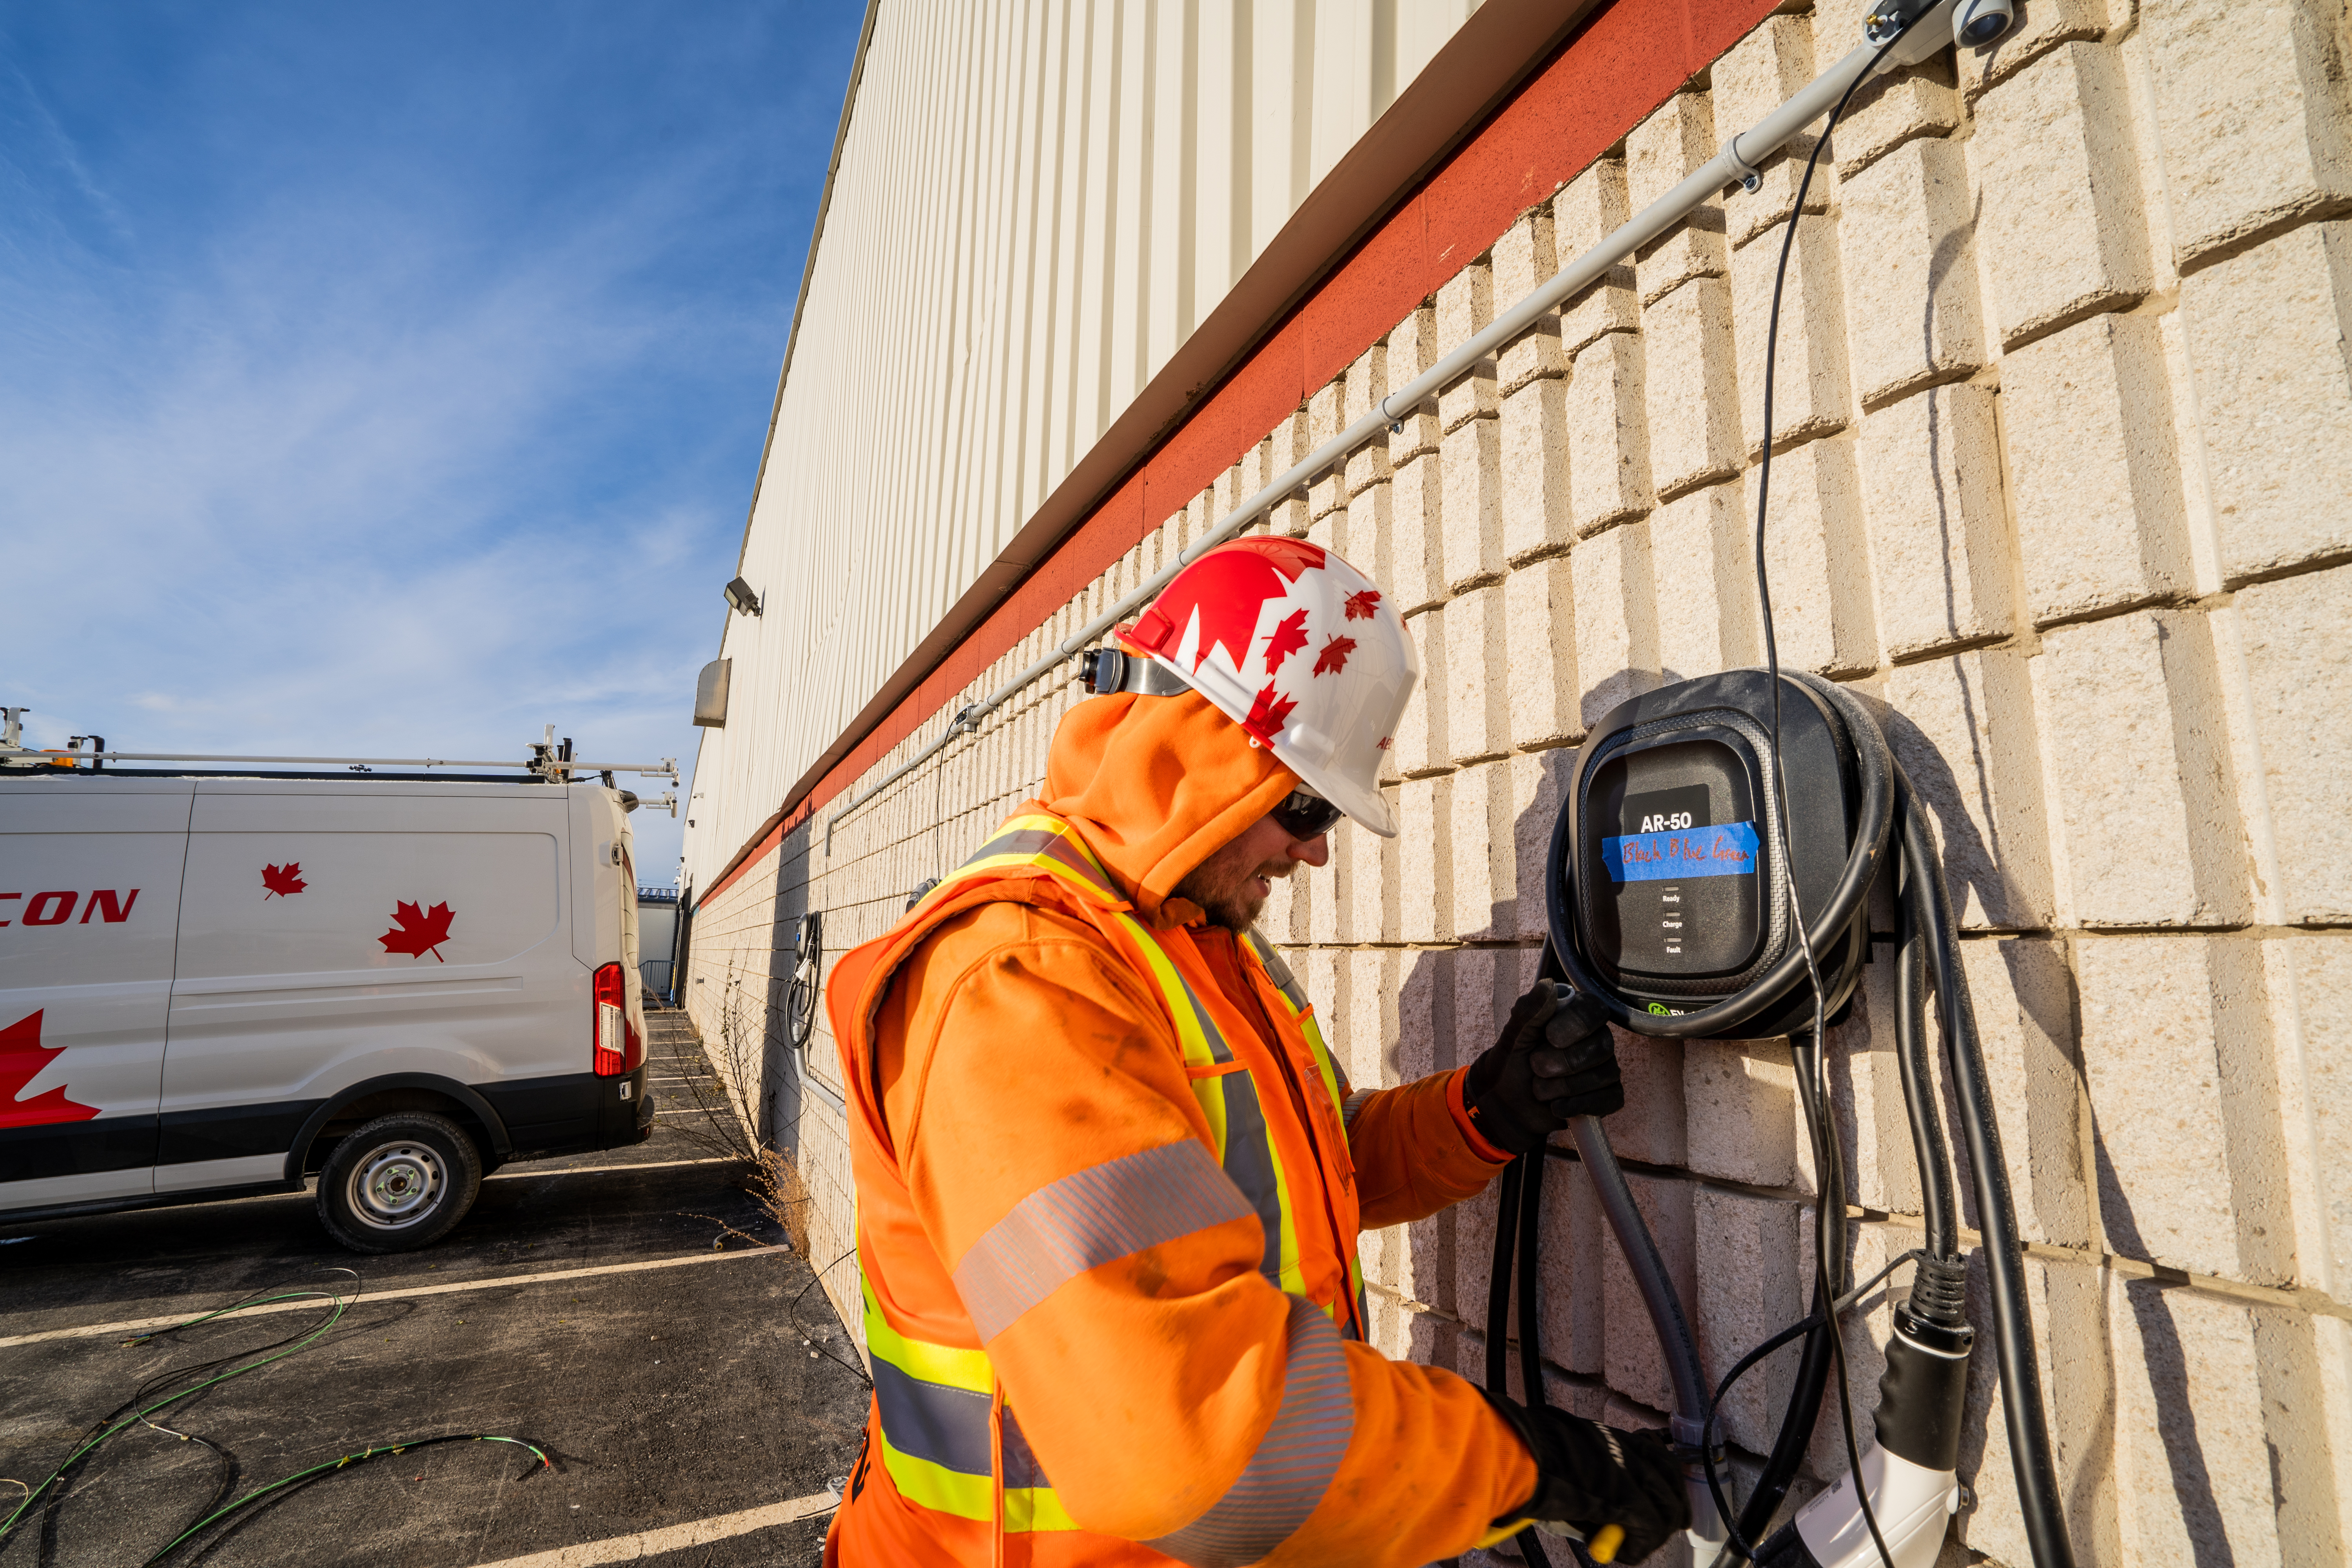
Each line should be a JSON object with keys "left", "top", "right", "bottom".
{"left": 593, "top": 961, "right": 642, "bottom": 1076}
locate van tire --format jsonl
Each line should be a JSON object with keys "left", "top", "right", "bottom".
{"left": 316, "top": 1112, "right": 482, "bottom": 1253}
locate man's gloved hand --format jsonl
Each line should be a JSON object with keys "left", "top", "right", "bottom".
{"left": 1462, "top": 981, "right": 1622, "bottom": 1156}
{"left": 1483, "top": 1394, "right": 1689, "bottom": 1564}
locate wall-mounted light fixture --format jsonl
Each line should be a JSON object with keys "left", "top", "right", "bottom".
{"left": 723, "top": 577, "right": 762, "bottom": 616}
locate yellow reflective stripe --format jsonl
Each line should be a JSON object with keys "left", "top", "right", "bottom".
{"left": 863, "top": 1272, "right": 1082, "bottom": 1532}
{"left": 1261, "top": 1136, "right": 1309, "bottom": 1299}
{"left": 1112, "top": 911, "right": 1225, "bottom": 1068}
{"left": 876, "top": 1428, "right": 997, "bottom": 1522}
{"left": 861, "top": 1272, "right": 993, "bottom": 1392}
{"left": 1005, "top": 1487, "right": 1083, "bottom": 1532}
{"left": 1301, "top": 1014, "right": 1348, "bottom": 1120}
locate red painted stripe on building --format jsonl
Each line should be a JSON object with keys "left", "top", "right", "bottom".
{"left": 700, "top": 0, "right": 1776, "bottom": 907}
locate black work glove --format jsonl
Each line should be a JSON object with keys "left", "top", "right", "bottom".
{"left": 1462, "top": 981, "right": 1622, "bottom": 1156}
{"left": 1484, "top": 1393, "right": 1689, "bottom": 1564}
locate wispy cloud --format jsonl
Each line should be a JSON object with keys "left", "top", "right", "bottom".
{"left": 0, "top": 3, "right": 860, "bottom": 877}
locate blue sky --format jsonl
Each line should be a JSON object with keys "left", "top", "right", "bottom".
{"left": 0, "top": 2, "right": 864, "bottom": 880}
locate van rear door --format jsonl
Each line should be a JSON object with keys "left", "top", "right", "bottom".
{"left": 0, "top": 780, "right": 193, "bottom": 1209}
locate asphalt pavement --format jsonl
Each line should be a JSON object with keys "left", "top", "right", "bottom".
{"left": 0, "top": 1011, "right": 867, "bottom": 1567}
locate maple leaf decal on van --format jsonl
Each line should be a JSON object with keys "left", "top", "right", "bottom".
{"left": 0, "top": 1011, "right": 99, "bottom": 1130}
{"left": 380, "top": 900, "right": 455, "bottom": 962}
{"left": 262, "top": 862, "right": 306, "bottom": 898}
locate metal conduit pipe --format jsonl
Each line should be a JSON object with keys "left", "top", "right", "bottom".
{"left": 821, "top": 9, "right": 1963, "bottom": 848}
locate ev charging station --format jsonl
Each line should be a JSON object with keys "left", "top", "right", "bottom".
{"left": 1470, "top": 4, "right": 2089, "bottom": 1567}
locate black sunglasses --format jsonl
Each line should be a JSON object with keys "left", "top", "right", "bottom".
{"left": 1269, "top": 788, "right": 1344, "bottom": 840}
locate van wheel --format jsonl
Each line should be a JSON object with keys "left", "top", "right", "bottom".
{"left": 316, "top": 1112, "right": 481, "bottom": 1253}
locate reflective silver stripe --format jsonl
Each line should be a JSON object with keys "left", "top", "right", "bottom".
{"left": 1147, "top": 1294, "right": 1356, "bottom": 1566}
{"left": 955, "top": 1141, "right": 1256, "bottom": 1341}
{"left": 1245, "top": 929, "right": 1310, "bottom": 1013}
{"left": 1341, "top": 1089, "right": 1373, "bottom": 1136}
{"left": 871, "top": 1355, "right": 995, "bottom": 1477}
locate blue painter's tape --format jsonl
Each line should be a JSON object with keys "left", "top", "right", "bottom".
{"left": 1602, "top": 822, "right": 1761, "bottom": 882}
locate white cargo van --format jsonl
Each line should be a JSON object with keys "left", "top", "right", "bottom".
{"left": 0, "top": 764, "right": 657, "bottom": 1251}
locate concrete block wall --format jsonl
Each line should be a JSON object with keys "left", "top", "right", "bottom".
{"left": 690, "top": 1, "right": 2352, "bottom": 1559}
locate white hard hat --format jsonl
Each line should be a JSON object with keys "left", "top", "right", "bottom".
{"left": 1120, "top": 537, "right": 1418, "bottom": 837}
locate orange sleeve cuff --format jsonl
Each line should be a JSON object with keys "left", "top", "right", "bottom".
{"left": 1445, "top": 1065, "right": 1515, "bottom": 1165}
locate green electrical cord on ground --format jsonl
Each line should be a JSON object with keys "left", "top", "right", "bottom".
{"left": 143, "top": 1434, "right": 552, "bottom": 1564}
{"left": 0, "top": 1271, "right": 552, "bottom": 1563}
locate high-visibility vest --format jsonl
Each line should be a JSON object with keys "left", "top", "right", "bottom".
{"left": 828, "top": 809, "right": 1367, "bottom": 1557}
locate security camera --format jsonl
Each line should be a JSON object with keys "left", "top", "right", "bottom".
{"left": 723, "top": 576, "right": 762, "bottom": 616}
{"left": 1953, "top": 0, "right": 2014, "bottom": 46}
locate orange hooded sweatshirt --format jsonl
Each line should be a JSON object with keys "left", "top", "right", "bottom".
{"left": 826, "top": 691, "right": 1535, "bottom": 1566}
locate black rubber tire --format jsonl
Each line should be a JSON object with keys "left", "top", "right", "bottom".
{"left": 315, "top": 1111, "right": 482, "bottom": 1254}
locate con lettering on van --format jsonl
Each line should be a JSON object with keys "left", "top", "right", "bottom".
{"left": 0, "top": 890, "right": 140, "bottom": 927}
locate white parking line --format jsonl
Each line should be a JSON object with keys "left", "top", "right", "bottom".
{"left": 470, "top": 1492, "right": 839, "bottom": 1566}
{"left": 0, "top": 1245, "right": 789, "bottom": 1350}
{"left": 485, "top": 1157, "right": 733, "bottom": 1180}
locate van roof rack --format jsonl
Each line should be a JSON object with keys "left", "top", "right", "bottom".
{"left": 0, "top": 723, "right": 677, "bottom": 784}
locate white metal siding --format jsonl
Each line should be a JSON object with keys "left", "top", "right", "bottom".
{"left": 688, "top": 0, "right": 1482, "bottom": 887}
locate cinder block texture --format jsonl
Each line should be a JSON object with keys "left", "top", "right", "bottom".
{"left": 1956, "top": 938, "right": 2094, "bottom": 1248}
{"left": 1757, "top": 438, "right": 1877, "bottom": 677}
{"left": 2264, "top": 935, "right": 2352, "bottom": 1308}
{"left": 1399, "top": 778, "right": 1453, "bottom": 944}
{"left": 1956, "top": 1252, "right": 2122, "bottom": 1568}
{"left": 1499, "top": 374, "right": 1569, "bottom": 563}
{"left": 1710, "top": 15, "right": 1824, "bottom": 246}
{"left": 1552, "top": 160, "right": 1641, "bottom": 356}
{"left": 1493, "top": 211, "right": 1563, "bottom": 394}
{"left": 1504, "top": 557, "right": 1581, "bottom": 750}
{"left": 2237, "top": 570, "right": 2352, "bottom": 924}
{"left": 1684, "top": 1040, "right": 1799, "bottom": 1188}
{"left": 1641, "top": 276, "right": 1742, "bottom": 499}
{"left": 1537, "top": 1158, "right": 1608, "bottom": 1376}
{"left": 1389, "top": 453, "right": 1445, "bottom": 615}
{"left": 1445, "top": 584, "right": 1509, "bottom": 764}
{"left": 1601, "top": 1172, "right": 1697, "bottom": 1412}
{"left": 1694, "top": 1186, "right": 1806, "bottom": 1454}
{"left": 2181, "top": 221, "right": 2352, "bottom": 583}
{"left": 1386, "top": 305, "right": 1442, "bottom": 465}
{"left": 1571, "top": 521, "right": 1661, "bottom": 731}
{"left": 2001, "top": 310, "right": 2193, "bottom": 624}
{"left": 2144, "top": 0, "right": 2352, "bottom": 272}
{"left": 1651, "top": 479, "right": 1762, "bottom": 681}
{"left": 1884, "top": 648, "right": 2054, "bottom": 930}
{"left": 1956, "top": 0, "right": 2110, "bottom": 98}
{"left": 1971, "top": 42, "right": 2154, "bottom": 346}
{"left": 1626, "top": 92, "right": 1727, "bottom": 303}
{"left": 2033, "top": 610, "right": 2249, "bottom": 928}
{"left": 1856, "top": 383, "right": 2014, "bottom": 658}
{"left": 1451, "top": 762, "right": 1518, "bottom": 941}
{"left": 2077, "top": 935, "right": 2291, "bottom": 1283}
{"left": 2105, "top": 1282, "right": 2287, "bottom": 1565}
{"left": 1731, "top": 214, "right": 1852, "bottom": 454}
{"left": 1565, "top": 332, "right": 1654, "bottom": 534}
{"left": 1437, "top": 264, "right": 1498, "bottom": 430}
{"left": 1443, "top": 415, "right": 1505, "bottom": 590}
{"left": 1811, "top": 0, "right": 1961, "bottom": 171}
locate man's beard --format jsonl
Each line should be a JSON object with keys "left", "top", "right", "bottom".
{"left": 1173, "top": 842, "right": 1297, "bottom": 931}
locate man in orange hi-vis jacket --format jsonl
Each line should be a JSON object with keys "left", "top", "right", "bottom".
{"left": 825, "top": 538, "right": 1689, "bottom": 1566}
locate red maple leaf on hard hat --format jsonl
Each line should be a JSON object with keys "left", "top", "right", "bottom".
{"left": 0, "top": 1011, "right": 99, "bottom": 1130}
{"left": 1131, "top": 537, "right": 1327, "bottom": 675}
{"left": 380, "top": 901, "right": 455, "bottom": 962}
{"left": 1312, "top": 635, "right": 1357, "bottom": 676}
{"left": 261, "top": 862, "right": 306, "bottom": 898}
{"left": 1245, "top": 682, "right": 1299, "bottom": 741}
{"left": 1264, "top": 609, "right": 1310, "bottom": 675}
{"left": 1343, "top": 588, "right": 1382, "bottom": 621}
